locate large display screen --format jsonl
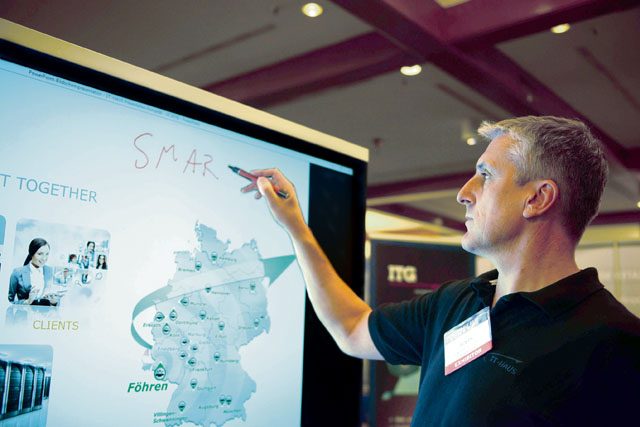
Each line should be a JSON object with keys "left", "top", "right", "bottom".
{"left": 0, "top": 20, "right": 366, "bottom": 427}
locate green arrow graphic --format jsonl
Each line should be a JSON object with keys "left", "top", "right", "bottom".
{"left": 263, "top": 255, "right": 296, "bottom": 285}
{"left": 131, "top": 254, "right": 296, "bottom": 349}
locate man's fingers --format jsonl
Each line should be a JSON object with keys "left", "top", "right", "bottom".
{"left": 241, "top": 183, "right": 257, "bottom": 193}
{"left": 257, "top": 177, "right": 278, "bottom": 202}
{"left": 250, "top": 168, "right": 279, "bottom": 178}
{"left": 251, "top": 169, "right": 287, "bottom": 185}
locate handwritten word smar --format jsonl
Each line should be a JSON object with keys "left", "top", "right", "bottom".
{"left": 133, "top": 132, "right": 218, "bottom": 178}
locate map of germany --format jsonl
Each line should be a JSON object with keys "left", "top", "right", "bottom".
{"left": 131, "top": 223, "right": 295, "bottom": 426}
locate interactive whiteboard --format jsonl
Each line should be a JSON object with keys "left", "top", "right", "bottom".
{"left": 0, "top": 19, "right": 367, "bottom": 427}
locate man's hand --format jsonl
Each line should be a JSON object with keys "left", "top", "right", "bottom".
{"left": 241, "top": 168, "right": 307, "bottom": 237}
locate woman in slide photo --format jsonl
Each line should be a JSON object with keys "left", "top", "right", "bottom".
{"left": 8, "top": 238, "right": 63, "bottom": 306}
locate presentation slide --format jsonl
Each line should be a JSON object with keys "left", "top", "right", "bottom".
{"left": 0, "top": 55, "right": 345, "bottom": 426}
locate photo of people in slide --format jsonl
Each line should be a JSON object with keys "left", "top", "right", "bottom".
{"left": 6, "top": 219, "right": 110, "bottom": 307}
{"left": 0, "top": 344, "right": 53, "bottom": 426}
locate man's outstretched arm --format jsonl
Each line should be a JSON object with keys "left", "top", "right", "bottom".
{"left": 244, "top": 168, "right": 383, "bottom": 360}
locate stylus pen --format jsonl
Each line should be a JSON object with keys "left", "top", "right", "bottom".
{"left": 228, "top": 165, "right": 289, "bottom": 199}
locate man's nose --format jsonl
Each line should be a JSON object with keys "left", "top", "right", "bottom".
{"left": 456, "top": 178, "right": 474, "bottom": 205}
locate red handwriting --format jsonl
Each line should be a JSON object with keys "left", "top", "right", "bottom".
{"left": 133, "top": 133, "right": 218, "bottom": 179}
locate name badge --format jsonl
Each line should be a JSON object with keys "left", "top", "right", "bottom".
{"left": 444, "top": 307, "right": 492, "bottom": 375}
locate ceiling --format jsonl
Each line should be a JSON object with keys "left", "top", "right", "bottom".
{"left": 2, "top": 0, "right": 640, "bottom": 236}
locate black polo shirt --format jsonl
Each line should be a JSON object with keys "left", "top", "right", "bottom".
{"left": 369, "top": 268, "right": 640, "bottom": 426}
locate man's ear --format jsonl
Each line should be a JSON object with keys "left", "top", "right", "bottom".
{"left": 523, "top": 179, "right": 559, "bottom": 219}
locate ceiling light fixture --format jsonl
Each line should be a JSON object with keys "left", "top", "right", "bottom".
{"left": 551, "top": 23, "right": 571, "bottom": 34}
{"left": 466, "top": 137, "right": 477, "bottom": 146}
{"left": 400, "top": 65, "right": 422, "bottom": 76}
{"left": 636, "top": 201, "right": 640, "bottom": 209}
{"left": 302, "top": 3, "right": 323, "bottom": 18}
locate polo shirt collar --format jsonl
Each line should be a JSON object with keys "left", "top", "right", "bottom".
{"left": 519, "top": 268, "right": 603, "bottom": 318}
{"left": 470, "top": 270, "right": 498, "bottom": 306}
{"left": 470, "top": 268, "right": 604, "bottom": 318}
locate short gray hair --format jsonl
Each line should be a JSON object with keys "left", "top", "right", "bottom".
{"left": 478, "top": 116, "right": 608, "bottom": 241}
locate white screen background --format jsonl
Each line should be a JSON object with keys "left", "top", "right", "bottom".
{"left": 0, "top": 60, "right": 311, "bottom": 427}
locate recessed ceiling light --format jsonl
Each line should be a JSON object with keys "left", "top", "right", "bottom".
{"left": 302, "top": 3, "right": 323, "bottom": 18}
{"left": 466, "top": 137, "right": 477, "bottom": 146}
{"left": 400, "top": 65, "right": 422, "bottom": 76}
{"left": 636, "top": 200, "right": 640, "bottom": 209}
{"left": 551, "top": 23, "right": 571, "bottom": 34}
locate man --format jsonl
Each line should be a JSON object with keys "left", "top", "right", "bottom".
{"left": 243, "top": 116, "right": 640, "bottom": 426}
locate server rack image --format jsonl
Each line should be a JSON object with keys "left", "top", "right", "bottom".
{"left": 5, "top": 364, "right": 21, "bottom": 416}
{"left": 43, "top": 377, "right": 50, "bottom": 399}
{"left": 0, "top": 361, "right": 6, "bottom": 416}
{"left": 34, "top": 368, "right": 44, "bottom": 408}
{"left": 0, "top": 345, "right": 52, "bottom": 426}
{"left": 20, "top": 366, "right": 33, "bottom": 411}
